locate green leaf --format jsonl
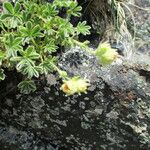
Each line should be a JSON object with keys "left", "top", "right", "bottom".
{"left": 16, "top": 59, "right": 39, "bottom": 78}
{"left": 39, "top": 57, "right": 56, "bottom": 75}
{"left": 27, "top": 21, "right": 32, "bottom": 30}
{"left": 76, "top": 21, "right": 91, "bottom": 35}
{"left": 31, "top": 25, "right": 41, "bottom": 36}
{"left": 2, "top": 2, "right": 21, "bottom": 28}
{"left": 0, "top": 69, "right": 5, "bottom": 80}
{"left": 6, "top": 17, "right": 21, "bottom": 28}
{"left": 10, "top": 56, "right": 22, "bottom": 62}
{"left": 1, "top": 14, "right": 13, "bottom": 20}
{"left": 0, "top": 0, "right": 92, "bottom": 95}
{"left": 67, "top": 4, "right": 82, "bottom": 17}
{"left": 21, "top": 11, "right": 31, "bottom": 22}
{"left": 57, "top": 19, "right": 75, "bottom": 38}
{"left": 44, "top": 41, "right": 58, "bottom": 53}
{"left": 18, "top": 79, "right": 36, "bottom": 94}
{"left": 16, "top": 59, "right": 27, "bottom": 71}
{"left": 0, "top": 51, "right": 5, "bottom": 65}
{"left": 14, "top": 37, "right": 22, "bottom": 45}
{"left": 5, "top": 35, "right": 23, "bottom": 57}
{"left": 23, "top": 46, "right": 40, "bottom": 60}
{"left": 43, "top": 4, "right": 58, "bottom": 17}
{"left": 19, "top": 26, "right": 29, "bottom": 37}
{"left": 0, "top": 51, "right": 4, "bottom": 58}
{"left": 14, "top": 2, "right": 20, "bottom": 14}
{"left": 20, "top": 22, "right": 42, "bottom": 38}
{"left": 23, "top": 64, "right": 39, "bottom": 78}
{"left": 3, "top": 2, "right": 14, "bottom": 14}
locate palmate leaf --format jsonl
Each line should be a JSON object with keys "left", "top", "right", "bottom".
{"left": 10, "top": 56, "right": 22, "bottom": 62}
{"left": 12, "top": 46, "right": 40, "bottom": 78}
{"left": 2, "top": 2, "right": 21, "bottom": 28}
{"left": 5, "top": 35, "right": 23, "bottom": 57}
{"left": 69, "top": 6, "right": 82, "bottom": 17}
{"left": 0, "top": 69, "right": 5, "bottom": 80}
{"left": 18, "top": 79, "right": 36, "bottom": 94}
{"left": 3, "top": 2, "right": 20, "bottom": 15}
{"left": 16, "top": 59, "right": 30, "bottom": 71}
{"left": 22, "top": 64, "right": 40, "bottom": 78}
{"left": 43, "top": 3, "right": 58, "bottom": 17}
{"left": 21, "top": 46, "right": 40, "bottom": 60}
{"left": 39, "top": 60, "right": 52, "bottom": 75}
{"left": 53, "top": 0, "right": 67, "bottom": 7}
{"left": 39, "top": 57, "right": 56, "bottom": 75}
{"left": 19, "top": 21, "right": 42, "bottom": 38}
{"left": 57, "top": 19, "right": 75, "bottom": 38}
{"left": 54, "top": 0, "right": 80, "bottom": 11}
{"left": 44, "top": 41, "right": 58, "bottom": 54}
{"left": 76, "top": 21, "right": 91, "bottom": 35}
{"left": 16, "top": 59, "right": 39, "bottom": 78}
{"left": 67, "top": 1, "right": 82, "bottom": 17}
{"left": 54, "top": 0, "right": 79, "bottom": 17}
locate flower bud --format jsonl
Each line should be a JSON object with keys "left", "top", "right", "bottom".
{"left": 100, "top": 49, "right": 119, "bottom": 65}
{"left": 95, "top": 42, "right": 119, "bottom": 65}
{"left": 95, "top": 42, "right": 112, "bottom": 56}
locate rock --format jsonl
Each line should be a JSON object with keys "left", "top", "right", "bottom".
{"left": 0, "top": 0, "right": 150, "bottom": 149}
{"left": 0, "top": 47, "right": 150, "bottom": 150}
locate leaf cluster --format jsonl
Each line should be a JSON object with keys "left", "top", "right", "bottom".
{"left": 0, "top": 0, "right": 91, "bottom": 94}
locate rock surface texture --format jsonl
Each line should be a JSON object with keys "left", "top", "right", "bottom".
{"left": 0, "top": 0, "right": 150, "bottom": 150}
{"left": 0, "top": 48, "right": 150, "bottom": 150}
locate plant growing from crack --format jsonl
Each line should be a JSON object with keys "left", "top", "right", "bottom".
{"left": 0, "top": 0, "right": 119, "bottom": 95}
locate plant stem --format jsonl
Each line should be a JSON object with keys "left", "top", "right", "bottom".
{"left": 49, "top": 62, "right": 69, "bottom": 80}
{"left": 50, "top": 61, "right": 60, "bottom": 72}
{"left": 72, "top": 39, "right": 95, "bottom": 55}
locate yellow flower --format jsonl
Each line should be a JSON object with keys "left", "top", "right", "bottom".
{"left": 61, "top": 79, "right": 77, "bottom": 95}
{"left": 95, "top": 42, "right": 120, "bottom": 65}
{"left": 60, "top": 77, "right": 90, "bottom": 95}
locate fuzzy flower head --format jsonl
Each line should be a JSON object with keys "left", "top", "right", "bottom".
{"left": 95, "top": 42, "right": 120, "bottom": 65}
{"left": 60, "top": 77, "right": 90, "bottom": 95}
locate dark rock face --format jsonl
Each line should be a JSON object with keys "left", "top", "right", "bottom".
{"left": 0, "top": 0, "right": 150, "bottom": 150}
{"left": 0, "top": 47, "right": 150, "bottom": 150}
